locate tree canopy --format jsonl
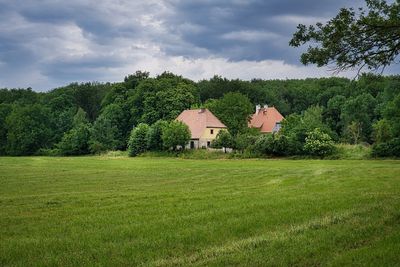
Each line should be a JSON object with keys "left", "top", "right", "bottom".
{"left": 290, "top": 0, "right": 400, "bottom": 73}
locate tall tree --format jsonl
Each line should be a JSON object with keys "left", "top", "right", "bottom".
{"left": 57, "top": 108, "right": 91, "bottom": 155}
{"left": 290, "top": 0, "right": 400, "bottom": 73}
{"left": 5, "top": 104, "right": 53, "bottom": 155}
{"left": 206, "top": 92, "right": 253, "bottom": 136}
{"left": 89, "top": 103, "right": 128, "bottom": 153}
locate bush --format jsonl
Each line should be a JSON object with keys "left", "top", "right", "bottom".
{"left": 253, "top": 134, "right": 274, "bottom": 155}
{"left": 128, "top": 123, "right": 150, "bottom": 156}
{"left": 211, "top": 130, "right": 234, "bottom": 153}
{"left": 57, "top": 124, "right": 91, "bottom": 155}
{"left": 372, "top": 138, "right": 400, "bottom": 157}
{"left": 303, "top": 128, "right": 335, "bottom": 156}
{"left": 162, "top": 121, "right": 191, "bottom": 150}
{"left": 234, "top": 132, "right": 259, "bottom": 152}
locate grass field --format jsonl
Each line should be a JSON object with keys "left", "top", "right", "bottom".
{"left": 1, "top": 157, "right": 400, "bottom": 266}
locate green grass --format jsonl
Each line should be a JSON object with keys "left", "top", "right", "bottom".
{"left": 1, "top": 157, "right": 399, "bottom": 266}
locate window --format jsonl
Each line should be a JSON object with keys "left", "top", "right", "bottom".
{"left": 210, "top": 129, "right": 214, "bottom": 134}
{"left": 207, "top": 141, "right": 211, "bottom": 147}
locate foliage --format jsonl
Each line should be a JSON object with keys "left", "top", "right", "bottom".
{"left": 0, "top": 71, "right": 399, "bottom": 157}
{"left": 383, "top": 93, "right": 400, "bottom": 137}
{"left": 57, "top": 108, "right": 91, "bottom": 155}
{"left": 211, "top": 130, "right": 234, "bottom": 152}
{"left": 5, "top": 104, "right": 53, "bottom": 155}
{"left": 372, "top": 119, "right": 393, "bottom": 143}
{"left": 234, "top": 131, "right": 259, "bottom": 153}
{"left": 290, "top": 0, "right": 400, "bottom": 72}
{"left": 304, "top": 128, "right": 335, "bottom": 156}
{"left": 0, "top": 104, "right": 12, "bottom": 155}
{"left": 331, "top": 144, "right": 372, "bottom": 159}
{"left": 206, "top": 92, "right": 253, "bottom": 136}
{"left": 161, "top": 121, "right": 191, "bottom": 151}
{"left": 127, "top": 123, "right": 150, "bottom": 157}
{"left": 372, "top": 138, "right": 400, "bottom": 157}
{"left": 89, "top": 104, "right": 129, "bottom": 153}
{"left": 147, "top": 120, "right": 168, "bottom": 151}
{"left": 340, "top": 93, "right": 377, "bottom": 142}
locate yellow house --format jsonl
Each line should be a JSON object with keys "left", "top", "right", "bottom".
{"left": 176, "top": 108, "right": 227, "bottom": 149}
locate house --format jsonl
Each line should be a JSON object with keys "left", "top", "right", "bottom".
{"left": 249, "top": 105, "right": 284, "bottom": 133}
{"left": 176, "top": 108, "right": 227, "bottom": 149}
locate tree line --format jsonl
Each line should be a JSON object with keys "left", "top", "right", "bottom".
{"left": 0, "top": 71, "right": 399, "bottom": 157}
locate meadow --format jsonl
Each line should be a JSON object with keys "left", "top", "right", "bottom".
{"left": 1, "top": 157, "right": 400, "bottom": 266}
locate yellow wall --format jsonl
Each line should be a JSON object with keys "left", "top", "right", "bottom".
{"left": 200, "top": 127, "right": 225, "bottom": 140}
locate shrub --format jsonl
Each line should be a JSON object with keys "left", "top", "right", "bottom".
{"left": 162, "top": 121, "right": 191, "bottom": 150}
{"left": 253, "top": 134, "right": 274, "bottom": 155}
{"left": 234, "top": 132, "right": 259, "bottom": 152}
{"left": 304, "top": 128, "right": 335, "bottom": 156}
{"left": 211, "top": 130, "right": 234, "bottom": 153}
{"left": 128, "top": 123, "right": 150, "bottom": 156}
{"left": 372, "top": 138, "right": 400, "bottom": 157}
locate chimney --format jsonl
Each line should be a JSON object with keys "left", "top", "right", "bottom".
{"left": 199, "top": 108, "right": 206, "bottom": 113}
{"left": 263, "top": 104, "right": 268, "bottom": 109}
{"left": 255, "top": 104, "right": 261, "bottom": 114}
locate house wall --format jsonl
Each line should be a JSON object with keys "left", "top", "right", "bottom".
{"left": 199, "top": 127, "right": 225, "bottom": 148}
{"left": 185, "top": 127, "right": 226, "bottom": 149}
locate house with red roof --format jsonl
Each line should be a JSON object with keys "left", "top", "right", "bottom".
{"left": 176, "top": 108, "right": 227, "bottom": 149}
{"left": 249, "top": 105, "right": 284, "bottom": 133}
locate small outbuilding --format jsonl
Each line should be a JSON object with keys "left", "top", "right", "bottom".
{"left": 176, "top": 108, "right": 227, "bottom": 149}
{"left": 249, "top": 105, "right": 284, "bottom": 133}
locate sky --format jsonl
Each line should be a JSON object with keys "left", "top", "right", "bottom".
{"left": 0, "top": 0, "right": 398, "bottom": 91}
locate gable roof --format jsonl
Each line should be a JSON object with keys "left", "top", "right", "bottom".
{"left": 176, "top": 109, "right": 227, "bottom": 139}
{"left": 249, "top": 107, "right": 284, "bottom": 133}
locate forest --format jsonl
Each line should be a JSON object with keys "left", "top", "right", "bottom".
{"left": 0, "top": 71, "right": 399, "bottom": 157}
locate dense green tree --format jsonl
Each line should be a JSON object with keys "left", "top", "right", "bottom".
{"left": 57, "top": 109, "right": 91, "bottom": 155}
{"left": 324, "top": 95, "right": 347, "bottom": 135}
{"left": 0, "top": 88, "right": 39, "bottom": 105}
{"left": 5, "top": 104, "right": 53, "bottom": 155}
{"left": 128, "top": 123, "right": 150, "bottom": 156}
{"left": 341, "top": 93, "right": 377, "bottom": 142}
{"left": 89, "top": 103, "right": 129, "bottom": 153}
{"left": 372, "top": 119, "right": 393, "bottom": 143}
{"left": 124, "top": 71, "right": 150, "bottom": 89}
{"left": 47, "top": 93, "right": 77, "bottom": 144}
{"left": 147, "top": 120, "right": 168, "bottom": 151}
{"left": 280, "top": 106, "right": 334, "bottom": 154}
{"left": 383, "top": 94, "right": 400, "bottom": 137}
{"left": 0, "top": 104, "right": 12, "bottom": 155}
{"left": 290, "top": 0, "right": 400, "bottom": 72}
{"left": 128, "top": 73, "right": 198, "bottom": 125}
{"left": 206, "top": 92, "right": 253, "bottom": 136}
{"left": 142, "top": 83, "right": 196, "bottom": 124}
{"left": 162, "top": 121, "right": 190, "bottom": 151}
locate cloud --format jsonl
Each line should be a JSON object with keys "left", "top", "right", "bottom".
{"left": 0, "top": 0, "right": 395, "bottom": 92}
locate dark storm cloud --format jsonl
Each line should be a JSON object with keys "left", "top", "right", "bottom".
{"left": 2, "top": 0, "right": 395, "bottom": 91}
{"left": 165, "top": 0, "right": 365, "bottom": 62}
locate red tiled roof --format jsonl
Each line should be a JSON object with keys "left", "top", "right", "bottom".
{"left": 249, "top": 107, "right": 284, "bottom": 133}
{"left": 176, "top": 109, "right": 227, "bottom": 139}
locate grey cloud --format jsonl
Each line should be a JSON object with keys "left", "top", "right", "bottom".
{"left": 1, "top": 0, "right": 390, "bottom": 91}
